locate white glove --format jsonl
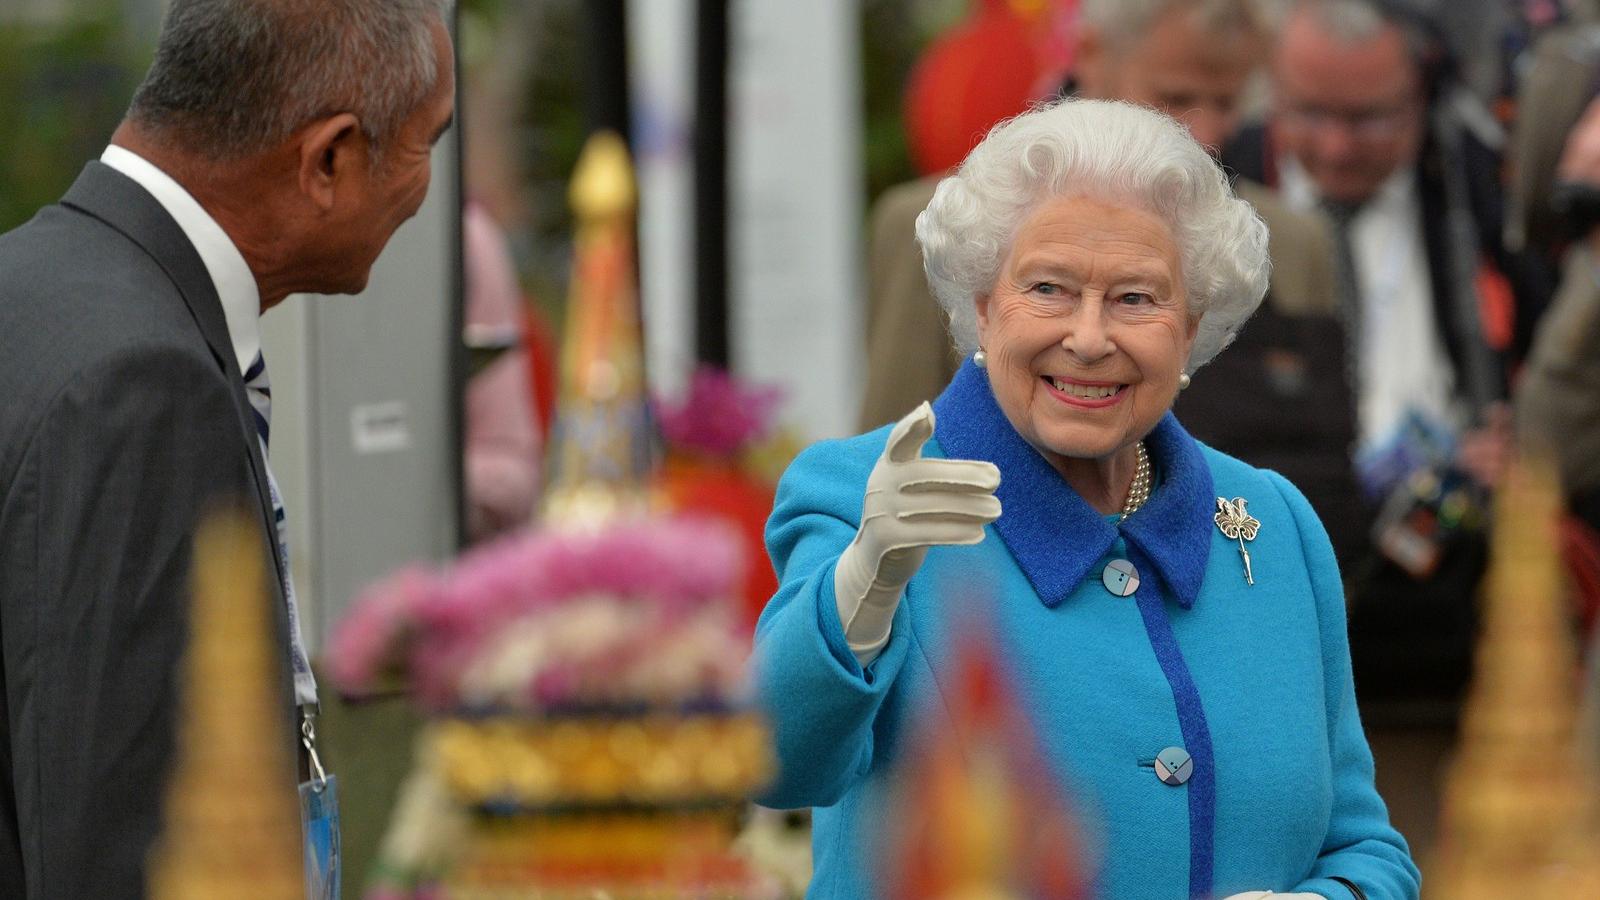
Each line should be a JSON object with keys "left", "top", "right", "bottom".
{"left": 1220, "top": 892, "right": 1326, "bottom": 899}
{"left": 834, "top": 402, "right": 1001, "bottom": 666}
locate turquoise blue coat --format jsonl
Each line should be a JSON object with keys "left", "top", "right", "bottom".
{"left": 753, "top": 361, "right": 1420, "bottom": 899}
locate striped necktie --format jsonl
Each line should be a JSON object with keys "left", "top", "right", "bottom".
{"left": 244, "top": 351, "right": 272, "bottom": 446}
{"left": 1321, "top": 198, "right": 1365, "bottom": 400}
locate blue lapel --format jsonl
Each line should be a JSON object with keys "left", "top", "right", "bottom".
{"left": 931, "top": 360, "right": 1215, "bottom": 609}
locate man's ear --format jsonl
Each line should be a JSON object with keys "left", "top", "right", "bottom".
{"left": 296, "top": 113, "right": 364, "bottom": 212}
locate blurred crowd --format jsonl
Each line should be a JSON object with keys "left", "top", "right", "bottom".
{"left": 859, "top": 0, "right": 1600, "bottom": 737}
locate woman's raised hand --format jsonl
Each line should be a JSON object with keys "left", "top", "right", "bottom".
{"left": 833, "top": 402, "right": 1002, "bottom": 666}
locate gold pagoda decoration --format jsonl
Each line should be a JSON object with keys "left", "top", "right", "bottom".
{"left": 540, "top": 130, "right": 657, "bottom": 527}
{"left": 354, "top": 130, "right": 775, "bottom": 898}
{"left": 1426, "top": 458, "right": 1600, "bottom": 898}
{"left": 148, "top": 509, "right": 303, "bottom": 899}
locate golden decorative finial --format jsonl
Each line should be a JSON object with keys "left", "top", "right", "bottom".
{"left": 541, "top": 130, "right": 657, "bottom": 528}
{"left": 568, "top": 130, "right": 636, "bottom": 223}
{"left": 148, "top": 509, "right": 302, "bottom": 899}
{"left": 1426, "top": 457, "right": 1600, "bottom": 898}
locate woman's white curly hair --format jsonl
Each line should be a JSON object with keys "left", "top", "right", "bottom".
{"left": 915, "top": 97, "right": 1270, "bottom": 372}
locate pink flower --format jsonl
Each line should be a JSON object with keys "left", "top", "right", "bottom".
{"left": 329, "top": 516, "right": 748, "bottom": 710}
{"left": 655, "top": 366, "right": 784, "bottom": 459}
{"left": 327, "top": 566, "right": 441, "bottom": 698}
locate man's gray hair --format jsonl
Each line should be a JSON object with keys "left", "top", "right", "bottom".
{"left": 1289, "top": 0, "right": 1388, "bottom": 42}
{"left": 1280, "top": 0, "right": 1438, "bottom": 50}
{"left": 129, "top": 0, "right": 451, "bottom": 160}
{"left": 1079, "top": 0, "right": 1272, "bottom": 46}
{"left": 916, "top": 98, "right": 1270, "bottom": 372}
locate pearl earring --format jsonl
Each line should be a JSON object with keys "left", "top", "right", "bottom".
{"left": 974, "top": 349, "right": 988, "bottom": 368}
{"left": 1178, "top": 373, "right": 1191, "bottom": 390}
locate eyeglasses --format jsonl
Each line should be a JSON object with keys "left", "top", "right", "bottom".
{"left": 1276, "top": 101, "right": 1418, "bottom": 142}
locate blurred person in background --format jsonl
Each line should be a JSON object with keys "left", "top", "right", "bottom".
{"left": 860, "top": 3, "right": 1352, "bottom": 552}
{"left": 759, "top": 98, "right": 1418, "bottom": 900}
{"left": 462, "top": 201, "right": 543, "bottom": 541}
{"left": 1517, "top": 94, "right": 1600, "bottom": 514}
{"left": 0, "top": 0, "right": 455, "bottom": 895}
{"left": 1225, "top": 0, "right": 1540, "bottom": 714}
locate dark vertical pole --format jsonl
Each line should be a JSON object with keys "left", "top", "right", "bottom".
{"left": 583, "top": 0, "right": 632, "bottom": 146}
{"left": 694, "top": 0, "right": 730, "bottom": 368}
{"left": 446, "top": 3, "right": 467, "bottom": 549}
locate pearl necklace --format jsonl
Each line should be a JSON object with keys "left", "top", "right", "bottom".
{"left": 1119, "top": 441, "right": 1151, "bottom": 522}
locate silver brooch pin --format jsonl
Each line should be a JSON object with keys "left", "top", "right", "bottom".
{"left": 1214, "top": 497, "right": 1260, "bottom": 586}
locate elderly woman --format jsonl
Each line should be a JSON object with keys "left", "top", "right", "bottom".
{"left": 753, "top": 99, "right": 1419, "bottom": 899}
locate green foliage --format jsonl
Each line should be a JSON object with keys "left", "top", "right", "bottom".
{"left": 459, "top": 0, "right": 508, "bottom": 21}
{"left": 860, "top": 0, "right": 921, "bottom": 205}
{"left": 0, "top": 18, "right": 145, "bottom": 233}
{"left": 860, "top": 0, "right": 966, "bottom": 204}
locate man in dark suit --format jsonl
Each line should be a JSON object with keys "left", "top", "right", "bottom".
{"left": 0, "top": 1, "right": 456, "bottom": 896}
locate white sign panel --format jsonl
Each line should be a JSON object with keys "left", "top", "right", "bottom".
{"left": 729, "top": 0, "right": 864, "bottom": 441}
{"left": 629, "top": 0, "right": 698, "bottom": 402}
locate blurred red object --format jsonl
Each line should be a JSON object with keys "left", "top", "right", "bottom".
{"left": 658, "top": 457, "right": 777, "bottom": 634}
{"left": 1561, "top": 514, "right": 1600, "bottom": 641}
{"left": 654, "top": 367, "right": 786, "bottom": 633}
{"left": 904, "top": 0, "right": 1079, "bottom": 176}
{"left": 884, "top": 625, "right": 1092, "bottom": 899}
{"left": 522, "top": 305, "right": 559, "bottom": 445}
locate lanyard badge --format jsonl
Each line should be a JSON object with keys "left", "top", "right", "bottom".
{"left": 300, "top": 707, "right": 341, "bottom": 900}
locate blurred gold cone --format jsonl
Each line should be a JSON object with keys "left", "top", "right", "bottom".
{"left": 540, "top": 130, "right": 658, "bottom": 528}
{"left": 1426, "top": 458, "right": 1600, "bottom": 898}
{"left": 147, "top": 508, "right": 302, "bottom": 899}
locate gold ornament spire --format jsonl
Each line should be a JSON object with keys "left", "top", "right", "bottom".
{"left": 148, "top": 509, "right": 302, "bottom": 899}
{"left": 1426, "top": 458, "right": 1600, "bottom": 898}
{"left": 541, "top": 130, "right": 657, "bottom": 527}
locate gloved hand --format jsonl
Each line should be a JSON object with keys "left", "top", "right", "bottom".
{"left": 1219, "top": 892, "right": 1326, "bottom": 899}
{"left": 834, "top": 402, "right": 1001, "bottom": 666}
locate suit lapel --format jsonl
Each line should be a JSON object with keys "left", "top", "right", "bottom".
{"left": 59, "top": 162, "right": 291, "bottom": 608}
{"left": 63, "top": 163, "right": 236, "bottom": 373}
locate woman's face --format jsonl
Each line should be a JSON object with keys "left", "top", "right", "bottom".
{"left": 976, "top": 194, "right": 1197, "bottom": 466}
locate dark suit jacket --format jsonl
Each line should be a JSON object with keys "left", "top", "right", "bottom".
{"left": 0, "top": 162, "right": 296, "bottom": 898}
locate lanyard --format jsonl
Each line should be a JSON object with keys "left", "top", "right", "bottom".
{"left": 259, "top": 437, "right": 320, "bottom": 708}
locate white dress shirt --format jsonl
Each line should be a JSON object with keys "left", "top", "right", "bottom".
{"left": 99, "top": 144, "right": 318, "bottom": 708}
{"left": 1280, "top": 157, "right": 1463, "bottom": 449}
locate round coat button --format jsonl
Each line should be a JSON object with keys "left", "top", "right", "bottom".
{"left": 1101, "top": 559, "right": 1140, "bottom": 597}
{"left": 1155, "top": 746, "right": 1193, "bottom": 786}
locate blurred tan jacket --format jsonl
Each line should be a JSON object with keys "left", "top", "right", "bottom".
{"left": 1505, "top": 23, "right": 1600, "bottom": 258}
{"left": 1516, "top": 244, "right": 1600, "bottom": 493}
{"left": 857, "top": 175, "right": 1337, "bottom": 430}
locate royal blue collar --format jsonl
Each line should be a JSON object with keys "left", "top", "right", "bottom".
{"left": 931, "top": 360, "right": 1215, "bottom": 609}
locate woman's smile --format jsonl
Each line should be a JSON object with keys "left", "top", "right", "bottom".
{"left": 1044, "top": 375, "right": 1129, "bottom": 407}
